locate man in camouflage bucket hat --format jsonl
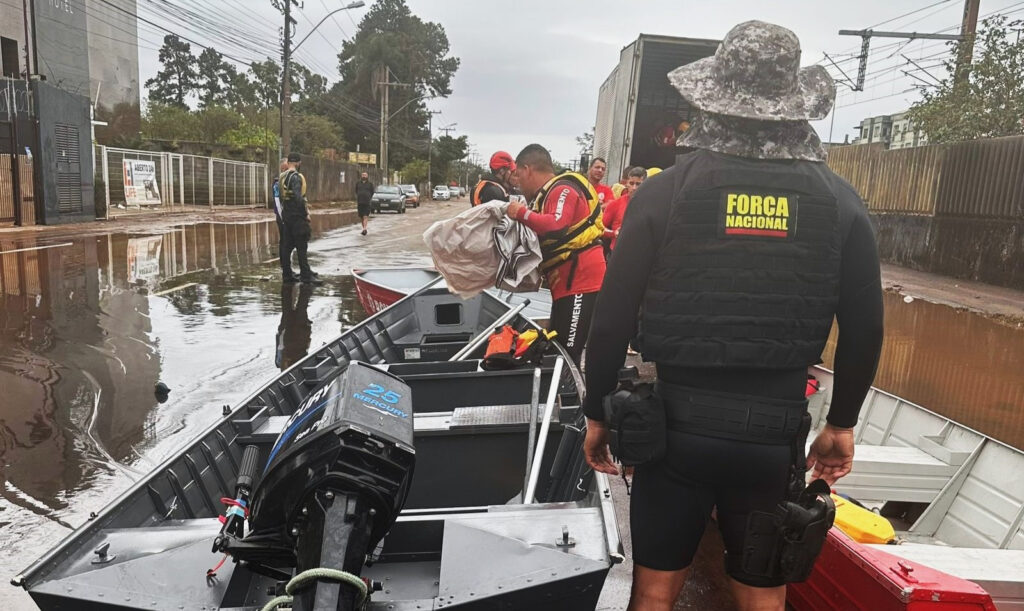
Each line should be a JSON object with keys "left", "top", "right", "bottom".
{"left": 581, "top": 20, "right": 884, "bottom": 610}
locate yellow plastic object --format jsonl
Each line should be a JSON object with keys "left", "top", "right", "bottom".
{"left": 831, "top": 494, "right": 895, "bottom": 544}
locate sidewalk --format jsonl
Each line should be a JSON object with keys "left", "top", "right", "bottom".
{"left": 0, "top": 201, "right": 355, "bottom": 244}
{"left": 881, "top": 263, "right": 1024, "bottom": 324}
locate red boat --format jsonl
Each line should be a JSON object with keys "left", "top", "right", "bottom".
{"left": 353, "top": 267, "right": 553, "bottom": 324}
{"left": 790, "top": 529, "right": 997, "bottom": 610}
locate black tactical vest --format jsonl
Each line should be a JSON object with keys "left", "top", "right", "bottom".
{"left": 642, "top": 151, "right": 843, "bottom": 369}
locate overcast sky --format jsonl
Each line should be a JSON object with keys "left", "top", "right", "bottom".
{"left": 136, "top": 0, "right": 1024, "bottom": 164}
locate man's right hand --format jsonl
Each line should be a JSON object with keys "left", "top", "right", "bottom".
{"left": 506, "top": 200, "right": 527, "bottom": 220}
{"left": 806, "top": 424, "right": 855, "bottom": 486}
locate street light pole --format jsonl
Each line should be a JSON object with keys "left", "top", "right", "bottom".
{"left": 281, "top": 0, "right": 364, "bottom": 155}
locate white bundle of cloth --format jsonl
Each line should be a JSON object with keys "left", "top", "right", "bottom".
{"left": 423, "top": 200, "right": 543, "bottom": 299}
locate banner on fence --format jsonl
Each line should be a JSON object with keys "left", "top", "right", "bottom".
{"left": 348, "top": 152, "right": 376, "bottom": 165}
{"left": 123, "top": 159, "right": 161, "bottom": 206}
{"left": 127, "top": 235, "right": 163, "bottom": 283}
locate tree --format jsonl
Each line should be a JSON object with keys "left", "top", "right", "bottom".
{"left": 431, "top": 134, "right": 468, "bottom": 185}
{"left": 291, "top": 114, "right": 346, "bottom": 154}
{"left": 196, "top": 48, "right": 234, "bottom": 108}
{"left": 576, "top": 128, "right": 594, "bottom": 155}
{"left": 145, "top": 35, "right": 197, "bottom": 108}
{"left": 249, "top": 58, "right": 282, "bottom": 108}
{"left": 400, "top": 158, "right": 429, "bottom": 185}
{"left": 907, "top": 15, "right": 1024, "bottom": 143}
{"left": 142, "top": 104, "right": 201, "bottom": 141}
{"left": 330, "top": 0, "right": 459, "bottom": 164}
{"left": 291, "top": 63, "right": 328, "bottom": 100}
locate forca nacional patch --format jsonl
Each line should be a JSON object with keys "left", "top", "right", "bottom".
{"left": 720, "top": 191, "right": 798, "bottom": 239}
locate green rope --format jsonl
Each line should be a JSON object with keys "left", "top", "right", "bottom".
{"left": 260, "top": 567, "right": 369, "bottom": 611}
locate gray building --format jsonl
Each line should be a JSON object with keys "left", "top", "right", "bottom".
{"left": 889, "top": 111, "right": 928, "bottom": 150}
{"left": 0, "top": 1, "right": 140, "bottom": 130}
{"left": 852, "top": 109, "right": 928, "bottom": 150}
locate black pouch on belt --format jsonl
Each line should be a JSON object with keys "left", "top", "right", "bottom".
{"left": 602, "top": 368, "right": 666, "bottom": 466}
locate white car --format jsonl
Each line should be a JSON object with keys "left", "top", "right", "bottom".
{"left": 432, "top": 185, "right": 450, "bottom": 200}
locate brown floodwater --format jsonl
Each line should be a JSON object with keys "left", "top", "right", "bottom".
{"left": 823, "top": 291, "right": 1024, "bottom": 448}
{"left": 0, "top": 206, "right": 443, "bottom": 607}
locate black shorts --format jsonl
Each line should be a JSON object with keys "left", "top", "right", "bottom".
{"left": 629, "top": 429, "right": 791, "bottom": 587}
{"left": 357, "top": 202, "right": 371, "bottom": 217}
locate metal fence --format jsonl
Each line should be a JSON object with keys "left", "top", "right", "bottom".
{"left": 96, "top": 145, "right": 268, "bottom": 218}
{"left": 827, "top": 136, "right": 1024, "bottom": 219}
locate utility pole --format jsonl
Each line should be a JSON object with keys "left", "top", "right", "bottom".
{"left": 954, "top": 0, "right": 981, "bottom": 87}
{"left": 427, "top": 110, "right": 440, "bottom": 189}
{"left": 280, "top": 0, "right": 297, "bottom": 156}
{"left": 438, "top": 123, "right": 457, "bottom": 137}
{"left": 838, "top": 29, "right": 963, "bottom": 91}
{"left": 378, "top": 65, "right": 389, "bottom": 181}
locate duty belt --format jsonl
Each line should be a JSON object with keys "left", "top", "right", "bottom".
{"left": 657, "top": 382, "right": 808, "bottom": 445}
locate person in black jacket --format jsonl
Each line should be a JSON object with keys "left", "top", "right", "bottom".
{"left": 279, "top": 153, "right": 322, "bottom": 285}
{"left": 582, "top": 21, "right": 884, "bottom": 611}
{"left": 470, "top": 151, "right": 517, "bottom": 206}
{"left": 355, "top": 172, "right": 375, "bottom": 235}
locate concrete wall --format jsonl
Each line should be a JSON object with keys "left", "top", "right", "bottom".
{"left": 33, "top": 80, "right": 95, "bottom": 223}
{"left": 870, "top": 213, "right": 1024, "bottom": 290}
{"left": 0, "top": 3, "right": 27, "bottom": 78}
{"left": 34, "top": 0, "right": 91, "bottom": 96}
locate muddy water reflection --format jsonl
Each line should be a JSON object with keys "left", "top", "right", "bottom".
{"left": 0, "top": 214, "right": 365, "bottom": 537}
{"left": 824, "top": 291, "right": 1024, "bottom": 448}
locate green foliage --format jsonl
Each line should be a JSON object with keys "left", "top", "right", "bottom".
{"left": 196, "top": 47, "right": 235, "bottom": 108}
{"left": 248, "top": 58, "right": 282, "bottom": 108}
{"left": 326, "top": 0, "right": 459, "bottom": 166}
{"left": 576, "top": 129, "right": 594, "bottom": 155}
{"left": 907, "top": 15, "right": 1024, "bottom": 143}
{"left": 145, "top": 35, "right": 197, "bottom": 108}
{"left": 291, "top": 114, "right": 346, "bottom": 154}
{"left": 430, "top": 135, "right": 468, "bottom": 185}
{"left": 142, "top": 104, "right": 277, "bottom": 150}
{"left": 400, "top": 158, "right": 429, "bottom": 184}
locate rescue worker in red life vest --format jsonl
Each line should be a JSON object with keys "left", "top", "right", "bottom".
{"left": 582, "top": 21, "right": 884, "bottom": 611}
{"left": 602, "top": 166, "right": 647, "bottom": 252}
{"left": 471, "top": 151, "right": 517, "bottom": 206}
{"left": 587, "top": 157, "right": 615, "bottom": 210}
{"left": 506, "top": 144, "right": 607, "bottom": 365}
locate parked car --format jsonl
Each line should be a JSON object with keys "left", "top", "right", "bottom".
{"left": 398, "top": 184, "right": 420, "bottom": 208}
{"left": 459, "top": 187, "right": 467, "bottom": 197}
{"left": 372, "top": 185, "right": 406, "bottom": 214}
{"left": 432, "top": 185, "right": 450, "bottom": 200}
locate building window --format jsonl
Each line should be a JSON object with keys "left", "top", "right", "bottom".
{"left": 1, "top": 37, "right": 19, "bottom": 79}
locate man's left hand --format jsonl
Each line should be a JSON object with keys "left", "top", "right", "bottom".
{"left": 506, "top": 200, "right": 527, "bottom": 220}
{"left": 583, "top": 418, "right": 619, "bottom": 475}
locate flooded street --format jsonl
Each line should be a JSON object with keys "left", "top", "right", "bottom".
{"left": 1, "top": 201, "right": 1023, "bottom": 609}
{"left": 0, "top": 203, "right": 454, "bottom": 607}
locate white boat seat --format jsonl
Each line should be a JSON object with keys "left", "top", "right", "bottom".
{"left": 868, "top": 543, "right": 1024, "bottom": 608}
{"left": 827, "top": 445, "right": 961, "bottom": 504}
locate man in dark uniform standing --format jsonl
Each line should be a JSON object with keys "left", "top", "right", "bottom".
{"left": 582, "top": 21, "right": 884, "bottom": 610}
{"left": 279, "top": 153, "right": 322, "bottom": 285}
{"left": 355, "top": 171, "right": 375, "bottom": 236}
{"left": 471, "top": 151, "right": 516, "bottom": 206}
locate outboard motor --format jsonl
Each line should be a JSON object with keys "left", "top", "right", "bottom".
{"left": 228, "top": 362, "right": 415, "bottom": 610}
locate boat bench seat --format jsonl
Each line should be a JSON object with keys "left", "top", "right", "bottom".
{"left": 828, "top": 445, "right": 961, "bottom": 504}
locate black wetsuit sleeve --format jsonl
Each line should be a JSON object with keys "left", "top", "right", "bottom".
{"left": 583, "top": 173, "right": 674, "bottom": 419}
{"left": 477, "top": 182, "right": 508, "bottom": 204}
{"left": 827, "top": 204, "right": 884, "bottom": 428}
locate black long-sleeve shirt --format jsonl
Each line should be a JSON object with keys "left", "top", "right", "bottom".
{"left": 583, "top": 161, "right": 884, "bottom": 428}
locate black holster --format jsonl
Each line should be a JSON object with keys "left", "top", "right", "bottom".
{"left": 602, "top": 379, "right": 665, "bottom": 467}
{"left": 741, "top": 414, "right": 836, "bottom": 583}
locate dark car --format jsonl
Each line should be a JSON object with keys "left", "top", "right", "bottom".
{"left": 372, "top": 185, "right": 406, "bottom": 214}
{"left": 398, "top": 184, "right": 420, "bottom": 208}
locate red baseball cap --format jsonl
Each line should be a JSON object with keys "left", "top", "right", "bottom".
{"left": 489, "top": 151, "right": 516, "bottom": 172}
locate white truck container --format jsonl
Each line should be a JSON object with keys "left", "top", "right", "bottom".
{"left": 593, "top": 34, "right": 719, "bottom": 184}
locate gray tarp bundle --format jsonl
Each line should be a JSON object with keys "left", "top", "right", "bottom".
{"left": 423, "top": 201, "right": 543, "bottom": 299}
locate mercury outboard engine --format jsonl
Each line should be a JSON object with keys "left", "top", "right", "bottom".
{"left": 226, "top": 362, "right": 415, "bottom": 610}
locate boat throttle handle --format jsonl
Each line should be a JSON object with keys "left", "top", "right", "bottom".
{"left": 212, "top": 445, "right": 260, "bottom": 552}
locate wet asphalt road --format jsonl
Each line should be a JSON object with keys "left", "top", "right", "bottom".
{"left": 1, "top": 197, "right": 1023, "bottom": 609}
